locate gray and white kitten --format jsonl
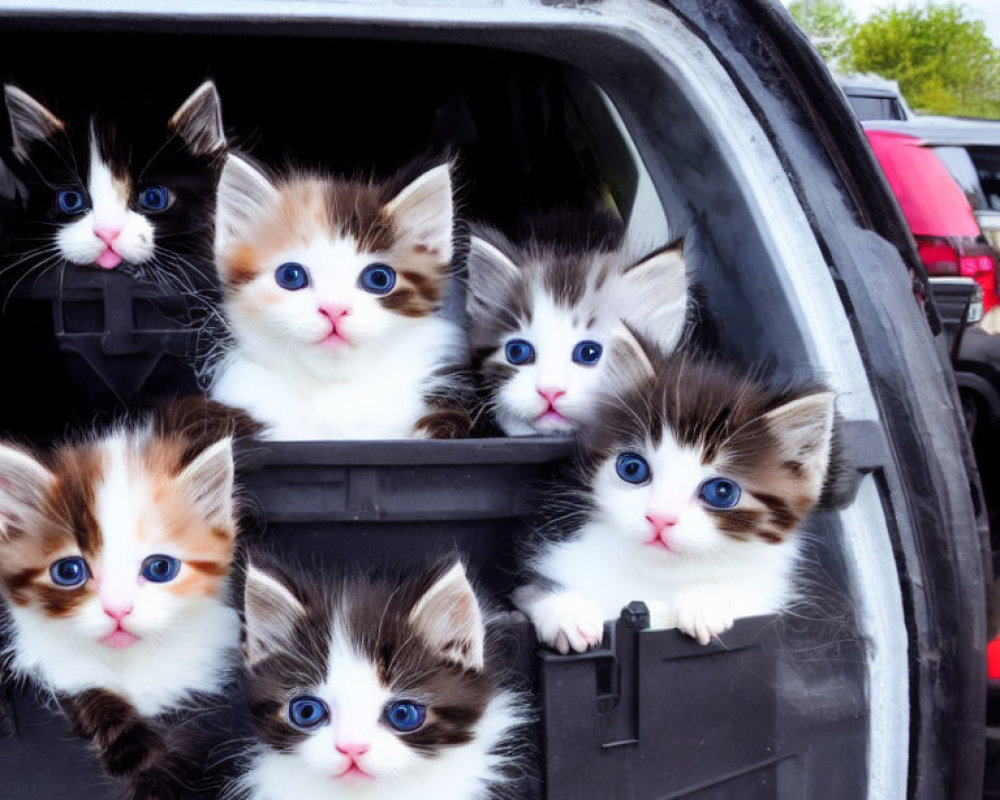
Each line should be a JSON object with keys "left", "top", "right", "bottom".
{"left": 514, "top": 328, "right": 836, "bottom": 650}
{"left": 466, "top": 214, "right": 688, "bottom": 435}
{"left": 230, "top": 558, "right": 529, "bottom": 800}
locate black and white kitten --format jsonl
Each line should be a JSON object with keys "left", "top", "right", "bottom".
{"left": 466, "top": 213, "right": 688, "bottom": 435}
{"left": 3, "top": 80, "right": 225, "bottom": 288}
{"left": 514, "top": 328, "right": 836, "bottom": 650}
{"left": 231, "top": 557, "right": 529, "bottom": 800}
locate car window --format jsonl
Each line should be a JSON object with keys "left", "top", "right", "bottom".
{"left": 846, "top": 94, "right": 904, "bottom": 121}
{"left": 933, "top": 146, "right": 989, "bottom": 210}
{"left": 968, "top": 146, "right": 1000, "bottom": 212}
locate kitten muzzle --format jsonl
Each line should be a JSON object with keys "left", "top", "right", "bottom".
{"left": 100, "top": 626, "right": 141, "bottom": 649}
{"left": 644, "top": 515, "right": 680, "bottom": 553}
{"left": 93, "top": 225, "right": 124, "bottom": 269}
{"left": 333, "top": 761, "right": 374, "bottom": 781}
{"left": 95, "top": 248, "right": 123, "bottom": 269}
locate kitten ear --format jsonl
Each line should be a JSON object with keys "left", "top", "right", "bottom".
{"left": 169, "top": 80, "right": 226, "bottom": 157}
{"left": 602, "top": 323, "right": 657, "bottom": 395}
{"left": 175, "top": 437, "right": 235, "bottom": 529}
{"left": 385, "top": 163, "right": 454, "bottom": 263}
{"left": 0, "top": 444, "right": 54, "bottom": 539}
{"left": 243, "top": 562, "right": 308, "bottom": 667}
{"left": 409, "top": 561, "right": 485, "bottom": 672}
{"left": 215, "top": 154, "right": 280, "bottom": 254}
{"left": 4, "top": 85, "right": 64, "bottom": 160}
{"left": 618, "top": 242, "right": 688, "bottom": 353}
{"left": 761, "top": 392, "right": 836, "bottom": 498}
{"left": 466, "top": 233, "right": 521, "bottom": 313}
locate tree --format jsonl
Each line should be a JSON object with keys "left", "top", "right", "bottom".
{"left": 789, "top": 0, "right": 857, "bottom": 69}
{"left": 848, "top": 3, "right": 1000, "bottom": 118}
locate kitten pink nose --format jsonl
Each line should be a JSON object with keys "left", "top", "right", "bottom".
{"left": 93, "top": 225, "right": 122, "bottom": 246}
{"left": 103, "top": 604, "right": 133, "bottom": 622}
{"left": 646, "top": 513, "right": 679, "bottom": 536}
{"left": 319, "top": 304, "right": 351, "bottom": 322}
{"left": 537, "top": 387, "right": 566, "bottom": 405}
{"left": 335, "top": 741, "right": 370, "bottom": 757}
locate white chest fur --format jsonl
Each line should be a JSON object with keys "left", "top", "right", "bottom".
{"left": 212, "top": 316, "right": 462, "bottom": 441}
{"left": 518, "top": 521, "right": 802, "bottom": 649}
{"left": 6, "top": 600, "right": 239, "bottom": 716}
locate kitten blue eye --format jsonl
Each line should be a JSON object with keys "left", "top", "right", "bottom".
{"left": 384, "top": 701, "right": 426, "bottom": 732}
{"left": 572, "top": 340, "right": 603, "bottom": 365}
{"left": 504, "top": 339, "right": 534, "bottom": 365}
{"left": 359, "top": 263, "right": 396, "bottom": 295}
{"left": 140, "top": 555, "right": 181, "bottom": 583}
{"left": 57, "top": 189, "right": 87, "bottom": 215}
{"left": 137, "top": 184, "right": 171, "bottom": 212}
{"left": 50, "top": 556, "right": 89, "bottom": 588}
{"left": 615, "top": 452, "right": 651, "bottom": 485}
{"left": 275, "top": 262, "right": 309, "bottom": 291}
{"left": 288, "top": 695, "right": 330, "bottom": 731}
{"left": 699, "top": 478, "right": 741, "bottom": 509}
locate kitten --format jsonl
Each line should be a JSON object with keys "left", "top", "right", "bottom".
{"left": 231, "top": 557, "right": 529, "bottom": 800}
{"left": 209, "top": 154, "right": 471, "bottom": 440}
{"left": 513, "top": 328, "right": 836, "bottom": 651}
{"left": 0, "top": 410, "right": 241, "bottom": 797}
{"left": 465, "top": 212, "right": 688, "bottom": 435}
{"left": 3, "top": 80, "right": 226, "bottom": 288}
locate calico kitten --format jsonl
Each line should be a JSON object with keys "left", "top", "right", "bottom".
{"left": 466, "top": 213, "right": 688, "bottom": 435}
{"left": 231, "top": 558, "right": 528, "bottom": 800}
{"left": 514, "top": 328, "right": 835, "bottom": 651}
{"left": 209, "top": 154, "right": 471, "bottom": 440}
{"left": 3, "top": 80, "right": 225, "bottom": 287}
{"left": 0, "top": 411, "right": 241, "bottom": 797}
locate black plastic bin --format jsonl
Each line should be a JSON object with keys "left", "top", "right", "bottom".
{"left": 237, "top": 438, "right": 574, "bottom": 600}
{"left": 0, "top": 261, "right": 206, "bottom": 436}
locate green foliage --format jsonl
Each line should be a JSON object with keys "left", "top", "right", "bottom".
{"left": 848, "top": 3, "right": 1000, "bottom": 118}
{"left": 789, "top": 0, "right": 857, "bottom": 69}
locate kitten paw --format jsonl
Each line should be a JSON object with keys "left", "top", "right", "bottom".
{"left": 413, "top": 409, "right": 472, "bottom": 439}
{"left": 525, "top": 591, "right": 605, "bottom": 654}
{"left": 673, "top": 594, "right": 735, "bottom": 646}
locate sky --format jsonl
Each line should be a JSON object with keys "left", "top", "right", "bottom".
{"left": 782, "top": 0, "right": 1000, "bottom": 45}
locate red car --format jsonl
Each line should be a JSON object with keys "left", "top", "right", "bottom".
{"left": 866, "top": 128, "right": 1000, "bottom": 312}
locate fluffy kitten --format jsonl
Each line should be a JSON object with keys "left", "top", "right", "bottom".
{"left": 209, "top": 155, "right": 471, "bottom": 440}
{"left": 514, "top": 329, "right": 835, "bottom": 651}
{"left": 231, "top": 558, "right": 528, "bottom": 800}
{"left": 3, "top": 80, "right": 225, "bottom": 288}
{"left": 466, "top": 213, "right": 688, "bottom": 435}
{"left": 0, "top": 412, "right": 241, "bottom": 797}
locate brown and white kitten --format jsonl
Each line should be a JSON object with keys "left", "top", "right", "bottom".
{"left": 3, "top": 80, "right": 225, "bottom": 288}
{"left": 0, "top": 411, "right": 241, "bottom": 797}
{"left": 514, "top": 328, "right": 835, "bottom": 651}
{"left": 230, "top": 558, "right": 529, "bottom": 800}
{"left": 209, "top": 155, "right": 471, "bottom": 440}
{"left": 466, "top": 213, "right": 688, "bottom": 435}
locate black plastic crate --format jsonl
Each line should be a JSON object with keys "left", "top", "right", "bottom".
{"left": 541, "top": 610, "right": 777, "bottom": 800}
{"left": 0, "top": 263, "right": 206, "bottom": 435}
{"left": 237, "top": 437, "right": 574, "bottom": 600}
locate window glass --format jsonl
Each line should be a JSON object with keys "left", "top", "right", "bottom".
{"left": 933, "top": 146, "right": 988, "bottom": 210}
{"left": 968, "top": 147, "right": 1000, "bottom": 212}
{"left": 846, "top": 95, "right": 904, "bottom": 121}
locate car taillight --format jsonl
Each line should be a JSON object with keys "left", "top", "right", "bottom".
{"left": 916, "top": 236, "right": 959, "bottom": 276}
{"left": 958, "top": 253, "right": 999, "bottom": 312}
{"left": 916, "top": 235, "right": 1000, "bottom": 312}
